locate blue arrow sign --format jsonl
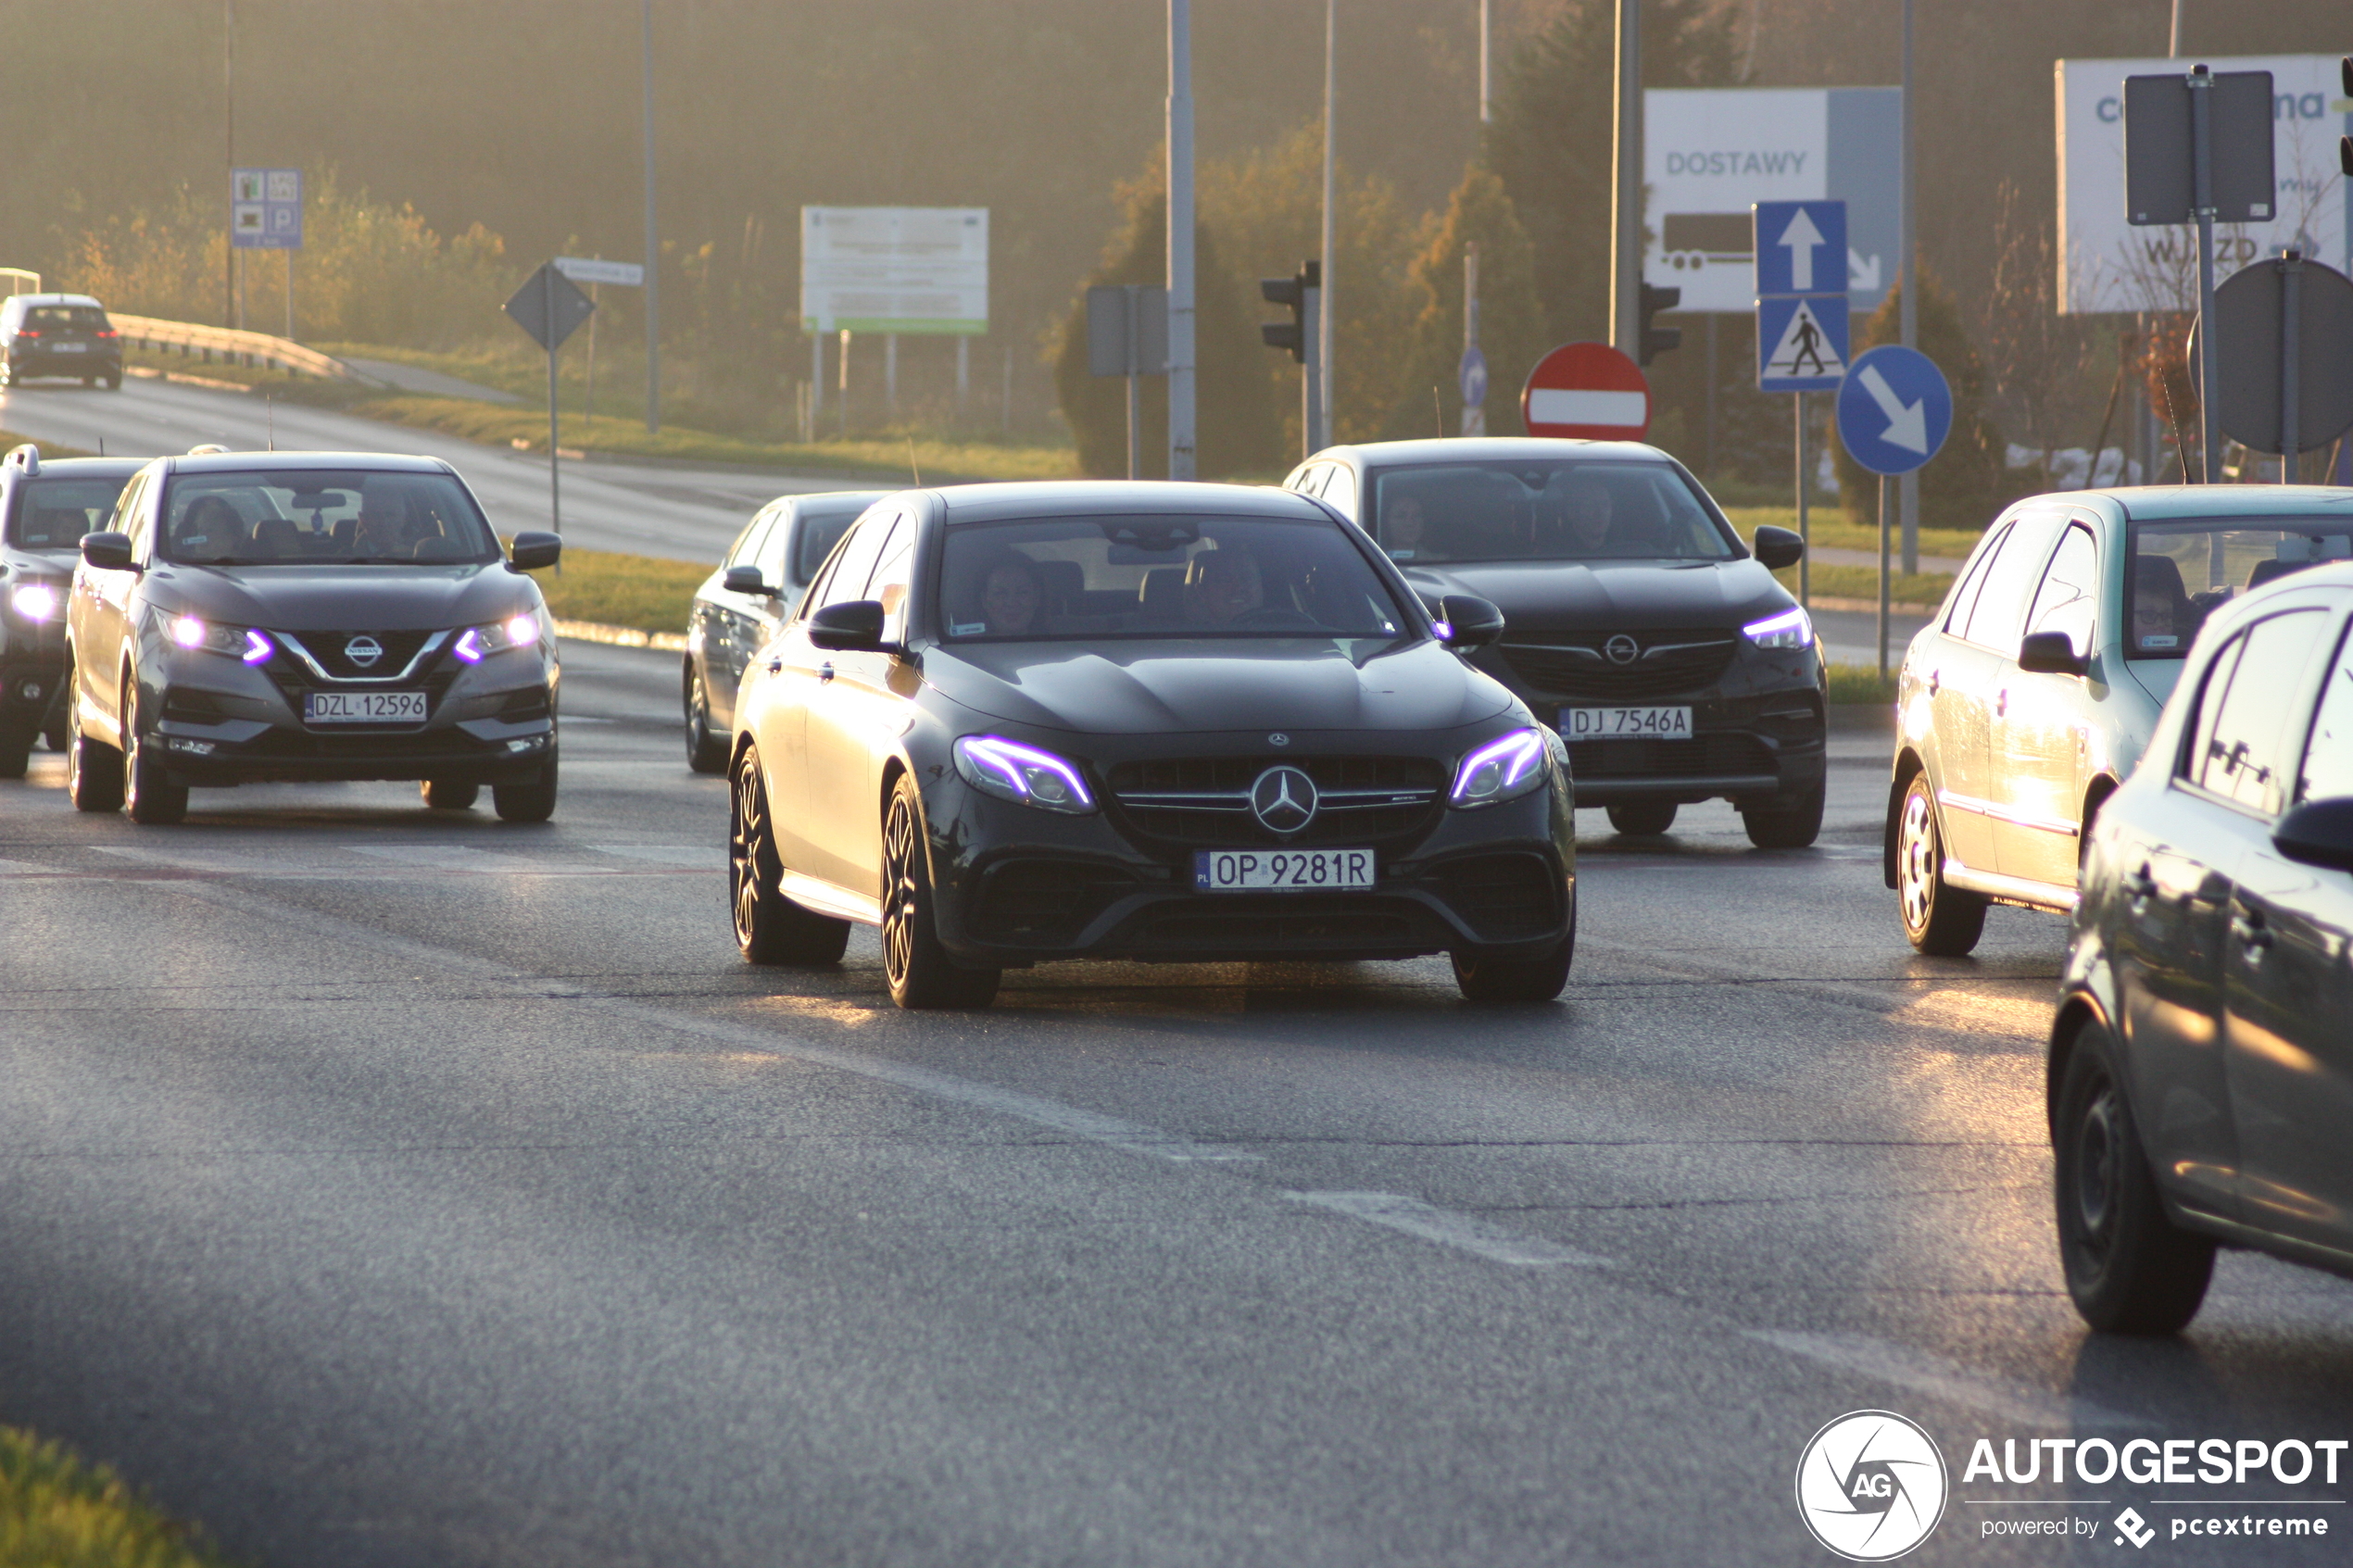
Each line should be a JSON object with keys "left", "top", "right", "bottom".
{"left": 1756, "top": 294, "right": 1849, "bottom": 394}
{"left": 1835, "top": 345, "right": 1952, "bottom": 476}
{"left": 1458, "top": 345, "right": 1489, "bottom": 408}
{"left": 1753, "top": 200, "right": 1846, "bottom": 298}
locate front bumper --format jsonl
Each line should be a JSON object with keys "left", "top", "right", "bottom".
{"left": 1, "top": 601, "right": 69, "bottom": 733}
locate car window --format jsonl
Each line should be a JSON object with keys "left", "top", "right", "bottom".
{"left": 811, "top": 510, "right": 893, "bottom": 614}
{"left": 865, "top": 513, "right": 916, "bottom": 643}
{"left": 1942, "top": 521, "right": 2011, "bottom": 634}
{"left": 116, "top": 472, "right": 156, "bottom": 559}
{"left": 6, "top": 474, "right": 134, "bottom": 549}
{"left": 725, "top": 508, "right": 778, "bottom": 570}
{"left": 2023, "top": 523, "right": 2098, "bottom": 655}
{"left": 2191, "top": 609, "right": 2326, "bottom": 815}
{"left": 2296, "top": 619, "right": 2353, "bottom": 804}
{"left": 23, "top": 306, "right": 107, "bottom": 331}
{"left": 788, "top": 501, "right": 871, "bottom": 586}
{"left": 2129, "top": 513, "right": 2353, "bottom": 659}
{"left": 1957, "top": 511, "right": 2061, "bottom": 650}
{"left": 1321, "top": 465, "right": 1358, "bottom": 520}
{"left": 1365, "top": 459, "right": 1737, "bottom": 563}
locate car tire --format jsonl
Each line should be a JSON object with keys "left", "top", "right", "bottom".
{"left": 68, "top": 719, "right": 124, "bottom": 811}
{"left": 0, "top": 721, "right": 31, "bottom": 779}
{"left": 2053, "top": 1016, "right": 2216, "bottom": 1335}
{"left": 1741, "top": 779, "right": 1824, "bottom": 848}
{"left": 882, "top": 773, "right": 999, "bottom": 1010}
{"left": 422, "top": 778, "right": 480, "bottom": 810}
{"left": 1452, "top": 897, "right": 1576, "bottom": 1003}
{"left": 491, "top": 749, "right": 558, "bottom": 822}
{"left": 105, "top": 372, "right": 123, "bottom": 391}
{"left": 685, "top": 663, "right": 727, "bottom": 774}
{"left": 1606, "top": 801, "right": 1677, "bottom": 836}
{"left": 120, "top": 679, "right": 188, "bottom": 825}
{"left": 1895, "top": 771, "right": 1986, "bottom": 956}
{"left": 729, "top": 745, "right": 852, "bottom": 966}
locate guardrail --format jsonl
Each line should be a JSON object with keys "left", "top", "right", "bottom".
{"left": 107, "top": 314, "right": 363, "bottom": 383}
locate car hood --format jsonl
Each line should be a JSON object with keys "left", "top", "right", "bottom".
{"left": 923, "top": 638, "right": 1515, "bottom": 735}
{"left": 1394, "top": 557, "right": 1793, "bottom": 633}
{"left": 142, "top": 562, "right": 535, "bottom": 631}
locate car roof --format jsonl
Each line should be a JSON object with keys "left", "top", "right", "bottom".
{"left": 10, "top": 457, "right": 145, "bottom": 480}
{"left": 157, "top": 450, "right": 455, "bottom": 476}
{"left": 8, "top": 294, "right": 105, "bottom": 309}
{"left": 936, "top": 480, "right": 1331, "bottom": 523}
{"left": 2081, "top": 483, "right": 2353, "bottom": 521}
{"left": 1316, "top": 436, "right": 1677, "bottom": 469}
{"left": 773, "top": 488, "right": 887, "bottom": 511}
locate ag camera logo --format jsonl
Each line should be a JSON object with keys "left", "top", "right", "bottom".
{"left": 1796, "top": 1411, "right": 1948, "bottom": 1561}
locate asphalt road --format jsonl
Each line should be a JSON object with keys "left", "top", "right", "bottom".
{"left": 0, "top": 373, "right": 849, "bottom": 563}
{"left": 6, "top": 642, "right": 2351, "bottom": 1567}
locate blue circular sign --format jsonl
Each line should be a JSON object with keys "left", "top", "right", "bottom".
{"left": 1834, "top": 345, "right": 1953, "bottom": 476}
{"left": 1458, "top": 346, "right": 1489, "bottom": 408}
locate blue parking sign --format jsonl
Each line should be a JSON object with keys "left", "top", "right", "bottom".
{"left": 232, "top": 168, "right": 303, "bottom": 250}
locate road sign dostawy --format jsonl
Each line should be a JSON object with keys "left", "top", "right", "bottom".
{"left": 505, "top": 264, "right": 595, "bottom": 353}
{"left": 1835, "top": 345, "right": 1951, "bottom": 475}
{"left": 2204, "top": 255, "right": 2353, "bottom": 456}
{"left": 1756, "top": 295, "right": 1849, "bottom": 392}
{"left": 1520, "top": 342, "right": 1649, "bottom": 440}
{"left": 555, "top": 257, "right": 645, "bottom": 288}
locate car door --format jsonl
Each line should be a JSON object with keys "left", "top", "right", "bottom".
{"left": 2223, "top": 606, "right": 2353, "bottom": 1252}
{"left": 73, "top": 468, "right": 153, "bottom": 730}
{"left": 1991, "top": 519, "right": 2100, "bottom": 889}
{"left": 703, "top": 508, "right": 779, "bottom": 726}
{"left": 1925, "top": 513, "right": 2059, "bottom": 872}
{"left": 799, "top": 508, "right": 915, "bottom": 895}
{"left": 762, "top": 509, "right": 895, "bottom": 883}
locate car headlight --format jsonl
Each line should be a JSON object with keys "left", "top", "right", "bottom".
{"left": 9, "top": 583, "right": 57, "bottom": 621}
{"left": 1449, "top": 727, "right": 1549, "bottom": 809}
{"left": 952, "top": 734, "right": 1096, "bottom": 813}
{"left": 1742, "top": 606, "right": 1813, "bottom": 649}
{"left": 169, "top": 614, "right": 273, "bottom": 664}
{"left": 454, "top": 611, "right": 545, "bottom": 663}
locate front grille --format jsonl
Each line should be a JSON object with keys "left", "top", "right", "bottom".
{"left": 262, "top": 657, "right": 462, "bottom": 730}
{"left": 1432, "top": 852, "right": 1563, "bottom": 944}
{"left": 967, "top": 859, "right": 1139, "bottom": 946}
{"left": 1120, "top": 899, "right": 1428, "bottom": 954}
{"left": 281, "top": 629, "right": 440, "bottom": 681}
{"left": 1106, "top": 755, "right": 1444, "bottom": 849}
{"left": 1501, "top": 631, "right": 1739, "bottom": 701}
{"left": 1568, "top": 733, "right": 1773, "bottom": 778}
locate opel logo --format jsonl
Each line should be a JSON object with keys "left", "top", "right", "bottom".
{"left": 1604, "top": 633, "right": 1641, "bottom": 666}
{"left": 345, "top": 634, "right": 384, "bottom": 669}
{"left": 1251, "top": 765, "right": 1319, "bottom": 834}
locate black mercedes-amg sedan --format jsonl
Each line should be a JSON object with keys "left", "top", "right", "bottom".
{"left": 1285, "top": 438, "right": 1826, "bottom": 847}
{"left": 65, "top": 450, "right": 562, "bottom": 824}
{"left": 726, "top": 481, "right": 1575, "bottom": 1009}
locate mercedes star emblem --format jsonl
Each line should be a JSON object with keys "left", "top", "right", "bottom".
{"left": 1604, "top": 633, "right": 1641, "bottom": 666}
{"left": 1250, "top": 765, "right": 1319, "bottom": 834}
{"left": 1268, "top": 732, "right": 1290, "bottom": 746}
{"left": 345, "top": 635, "right": 384, "bottom": 669}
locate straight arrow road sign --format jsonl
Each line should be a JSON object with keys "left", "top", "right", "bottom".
{"left": 1753, "top": 200, "right": 1847, "bottom": 299}
{"left": 1836, "top": 345, "right": 1951, "bottom": 475}
{"left": 1778, "top": 207, "right": 1826, "bottom": 292}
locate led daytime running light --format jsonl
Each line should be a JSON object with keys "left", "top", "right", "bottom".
{"left": 1742, "top": 606, "right": 1813, "bottom": 648}
{"left": 170, "top": 614, "right": 206, "bottom": 648}
{"left": 952, "top": 735, "right": 1097, "bottom": 813}
{"left": 1449, "top": 728, "right": 1549, "bottom": 809}
{"left": 241, "top": 629, "right": 273, "bottom": 665}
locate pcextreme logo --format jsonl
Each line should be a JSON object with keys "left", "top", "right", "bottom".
{"left": 1795, "top": 1411, "right": 1950, "bottom": 1561}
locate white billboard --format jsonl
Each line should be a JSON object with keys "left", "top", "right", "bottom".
{"left": 2056, "top": 55, "right": 2349, "bottom": 315}
{"left": 800, "top": 207, "right": 988, "bottom": 334}
{"left": 1644, "top": 88, "right": 1901, "bottom": 315}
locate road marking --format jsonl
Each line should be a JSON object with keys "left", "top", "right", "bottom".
{"left": 589, "top": 844, "right": 728, "bottom": 868}
{"left": 1745, "top": 1329, "right": 2139, "bottom": 1428}
{"left": 1287, "top": 1191, "right": 1612, "bottom": 1268}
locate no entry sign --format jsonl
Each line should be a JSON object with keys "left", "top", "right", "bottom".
{"left": 1520, "top": 342, "right": 1651, "bottom": 440}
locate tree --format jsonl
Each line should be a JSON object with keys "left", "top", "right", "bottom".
{"left": 1051, "top": 167, "right": 1278, "bottom": 480}
{"left": 1831, "top": 267, "right": 2020, "bottom": 533}
{"left": 1381, "top": 167, "right": 1546, "bottom": 440}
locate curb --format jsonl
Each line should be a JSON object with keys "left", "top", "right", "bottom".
{"left": 555, "top": 620, "right": 690, "bottom": 654}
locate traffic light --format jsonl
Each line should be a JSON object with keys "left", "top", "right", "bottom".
{"left": 1638, "top": 282, "right": 1682, "bottom": 366}
{"left": 1260, "top": 260, "right": 1320, "bottom": 361}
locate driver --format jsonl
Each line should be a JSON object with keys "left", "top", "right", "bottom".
{"left": 979, "top": 556, "right": 1043, "bottom": 634}
{"left": 1561, "top": 477, "right": 1614, "bottom": 555}
{"left": 351, "top": 483, "right": 424, "bottom": 558}
{"left": 170, "top": 495, "right": 245, "bottom": 557}
{"left": 1383, "top": 495, "right": 1428, "bottom": 558}
{"left": 1184, "top": 546, "right": 1264, "bottom": 624}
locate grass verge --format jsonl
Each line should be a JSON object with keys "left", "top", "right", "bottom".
{"left": 1826, "top": 662, "right": 1901, "bottom": 706}
{"left": 0, "top": 429, "right": 94, "bottom": 460}
{"left": 1720, "top": 504, "right": 1985, "bottom": 561}
{"left": 527, "top": 547, "right": 706, "bottom": 636}
{"left": 0, "top": 1424, "right": 239, "bottom": 1567}
{"left": 1772, "top": 563, "right": 1953, "bottom": 606}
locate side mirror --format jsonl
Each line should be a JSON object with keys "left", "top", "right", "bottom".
{"left": 508, "top": 532, "right": 561, "bottom": 572}
{"left": 2018, "top": 630, "right": 2089, "bottom": 677}
{"left": 1753, "top": 524, "right": 1805, "bottom": 571}
{"left": 80, "top": 531, "right": 135, "bottom": 571}
{"left": 808, "top": 598, "right": 887, "bottom": 651}
{"left": 1436, "top": 594, "right": 1504, "bottom": 649}
{"left": 722, "top": 564, "right": 772, "bottom": 597}
{"left": 2272, "top": 797, "right": 2353, "bottom": 872}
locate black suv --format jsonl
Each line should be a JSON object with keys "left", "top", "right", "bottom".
{"left": 0, "top": 445, "right": 143, "bottom": 774}
{"left": 1285, "top": 438, "right": 1824, "bottom": 847}
{"left": 0, "top": 293, "right": 124, "bottom": 389}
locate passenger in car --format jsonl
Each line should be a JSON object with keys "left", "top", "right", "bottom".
{"left": 2132, "top": 554, "right": 2199, "bottom": 651}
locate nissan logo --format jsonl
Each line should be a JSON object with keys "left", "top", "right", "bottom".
{"left": 1250, "top": 765, "right": 1319, "bottom": 834}
{"left": 1604, "top": 633, "right": 1641, "bottom": 666}
{"left": 345, "top": 635, "right": 384, "bottom": 669}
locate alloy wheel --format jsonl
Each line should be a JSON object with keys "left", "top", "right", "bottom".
{"left": 1898, "top": 787, "right": 1937, "bottom": 933}
{"left": 730, "top": 754, "right": 768, "bottom": 949}
{"left": 882, "top": 793, "right": 919, "bottom": 990}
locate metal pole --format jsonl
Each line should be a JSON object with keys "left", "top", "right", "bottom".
{"left": 1704, "top": 312, "right": 1718, "bottom": 471}
{"left": 956, "top": 335, "right": 969, "bottom": 417}
{"left": 1125, "top": 286, "right": 1140, "bottom": 480}
{"left": 1795, "top": 394, "right": 1810, "bottom": 608}
{"left": 2281, "top": 249, "right": 2301, "bottom": 482}
{"left": 546, "top": 270, "right": 561, "bottom": 540}
{"left": 1877, "top": 474, "right": 1892, "bottom": 677}
{"left": 2191, "top": 66, "right": 2220, "bottom": 483}
{"left": 585, "top": 278, "right": 598, "bottom": 426}
{"left": 223, "top": 0, "right": 234, "bottom": 330}
{"left": 886, "top": 333, "right": 898, "bottom": 417}
{"left": 1302, "top": 278, "right": 1323, "bottom": 458}
{"left": 1461, "top": 242, "right": 1483, "bottom": 436}
{"left": 642, "top": 0, "right": 661, "bottom": 433}
{"left": 1897, "top": 0, "right": 1919, "bottom": 573}
{"left": 2169, "top": 0, "right": 2183, "bottom": 56}
{"left": 283, "top": 250, "right": 293, "bottom": 340}
{"left": 1607, "top": 0, "right": 1642, "bottom": 353}
{"left": 838, "top": 329, "right": 849, "bottom": 436}
{"left": 1166, "top": 0, "right": 1197, "bottom": 480}
{"left": 1317, "top": 0, "right": 1336, "bottom": 451}
{"left": 1478, "top": 0, "right": 1491, "bottom": 124}
{"left": 811, "top": 332, "right": 824, "bottom": 428}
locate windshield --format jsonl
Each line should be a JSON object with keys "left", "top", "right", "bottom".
{"left": 7, "top": 474, "right": 133, "bottom": 549}
{"left": 157, "top": 470, "right": 500, "bottom": 565}
{"left": 20, "top": 306, "right": 108, "bottom": 332}
{"left": 939, "top": 514, "right": 1408, "bottom": 645}
{"left": 2129, "top": 515, "right": 2353, "bottom": 659}
{"left": 1366, "top": 459, "right": 1738, "bottom": 563}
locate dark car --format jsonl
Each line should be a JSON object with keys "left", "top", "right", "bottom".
{"left": 684, "top": 488, "right": 885, "bottom": 771}
{"left": 726, "top": 480, "right": 1575, "bottom": 1009}
{"left": 65, "top": 450, "right": 563, "bottom": 824}
{"left": 1, "top": 445, "right": 142, "bottom": 773}
{"left": 0, "top": 293, "right": 124, "bottom": 389}
{"left": 2049, "top": 560, "right": 2353, "bottom": 1334}
{"left": 1285, "top": 438, "right": 1822, "bottom": 847}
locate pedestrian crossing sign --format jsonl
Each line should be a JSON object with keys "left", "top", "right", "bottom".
{"left": 1756, "top": 293, "right": 1849, "bottom": 393}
